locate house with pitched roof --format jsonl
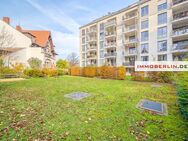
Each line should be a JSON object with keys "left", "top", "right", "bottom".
{"left": 0, "top": 17, "right": 57, "bottom": 68}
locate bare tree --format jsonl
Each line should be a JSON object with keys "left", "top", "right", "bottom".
{"left": 67, "top": 52, "right": 79, "bottom": 67}
{"left": 0, "top": 26, "right": 15, "bottom": 66}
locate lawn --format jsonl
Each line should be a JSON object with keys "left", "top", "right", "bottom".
{"left": 0, "top": 76, "right": 187, "bottom": 140}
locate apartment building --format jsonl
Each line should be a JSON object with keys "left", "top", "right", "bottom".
{"left": 0, "top": 17, "right": 57, "bottom": 68}
{"left": 79, "top": 0, "right": 188, "bottom": 74}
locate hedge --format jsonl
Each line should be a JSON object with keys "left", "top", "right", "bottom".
{"left": 176, "top": 72, "right": 188, "bottom": 120}
{"left": 70, "top": 66, "right": 126, "bottom": 80}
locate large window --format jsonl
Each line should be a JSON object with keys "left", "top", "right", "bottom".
{"left": 100, "top": 32, "right": 104, "bottom": 40}
{"left": 100, "top": 41, "right": 104, "bottom": 49}
{"left": 141, "top": 31, "right": 149, "bottom": 42}
{"left": 141, "top": 43, "right": 149, "bottom": 54}
{"left": 158, "top": 40, "right": 167, "bottom": 52}
{"left": 100, "top": 50, "right": 104, "bottom": 58}
{"left": 141, "top": 56, "right": 149, "bottom": 61}
{"left": 141, "top": 6, "right": 149, "bottom": 17}
{"left": 82, "top": 37, "right": 85, "bottom": 44}
{"left": 141, "top": 20, "right": 148, "bottom": 29}
{"left": 158, "top": 13, "right": 167, "bottom": 25}
{"left": 82, "top": 45, "right": 85, "bottom": 52}
{"left": 82, "top": 29, "right": 85, "bottom": 36}
{"left": 158, "top": 3, "right": 167, "bottom": 11}
{"left": 158, "top": 26, "right": 167, "bottom": 38}
{"left": 158, "top": 54, "right": 167, "bottom": 61}
{"left": 100, "top": 23, "right": 104, "bottom": 31}
{"left": 129, "top": 47, "right": 136, "bottom": 54}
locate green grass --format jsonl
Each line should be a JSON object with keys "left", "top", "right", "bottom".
{"left": 0, "top": 76, "right": 187, "bottom": 141}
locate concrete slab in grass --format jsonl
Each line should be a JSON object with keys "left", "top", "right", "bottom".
{"left": 64, "top": 92, "right": 91, "bottom": 101}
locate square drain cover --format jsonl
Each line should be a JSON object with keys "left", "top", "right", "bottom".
{"left": 136, "top": 99, "right": 167, "bottom": 115}
{"left": 64, "top": 92, "right": 90, "bottom": 100}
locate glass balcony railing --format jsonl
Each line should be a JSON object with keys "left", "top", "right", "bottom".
{"left": 173, "top": 27, "right": 188, "bottom": 36}
{"left": 123, "top": 25, "right": 137, "bottom": 33}
{"left": 104, "top": 52, "right": 117, "bottom": 57}
{"left": 173, "top": 10, "right": 188, "bottom": 20}
{"left": 105, "top": 32, "right": 116, "bottom": 37}
{"left": 105, "top": 43, "right": 116, "bottom": 48}
{"left": 104, "top": 20, "right": 116, "bottom": 27}
{"left": 123, "top": 61, "right": 135, "bottom": 66}
{"left": 123, "top": 13, "right": 137, "bottom": 20}
{"left": 172, "top": 44, "right": 188, "bottom": 51}
{"left": 173, "top": 0, "right": 188, "bottom": 5}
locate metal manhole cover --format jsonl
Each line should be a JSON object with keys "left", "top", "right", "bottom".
{"left": 136, "top": 99, "right": 167, "bottom": 115}
{"left": 64, "top": 92, "right": 91, "bottom": 100}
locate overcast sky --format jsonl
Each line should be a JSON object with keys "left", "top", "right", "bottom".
{"left": 0, "top": 0, "right": 137, "bottom": 59}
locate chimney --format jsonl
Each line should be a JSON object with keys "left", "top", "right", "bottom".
{"left": 16, "top": 25, "right": 22, "bottom": 31}
{"left": 2, "top": 17, "right": 10, "bottom": 24}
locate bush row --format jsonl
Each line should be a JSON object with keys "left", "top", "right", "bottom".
{"left": 176, "top": 72, "right": 188, "bottom": 120}
{"left": 23, "top": 68, "right": 65, "bottom": 77}
{"left": 131, "top": 71, "right": 174, "bottom": 83}
{"left": 70, "top": 66, "right": 126, "bottom": 80}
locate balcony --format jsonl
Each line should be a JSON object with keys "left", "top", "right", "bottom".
{"left": 123, "top": 61, "right": 135, "bottom": 67}
{"left": 104, "top": 20, "right": 116, "bottom": 28}
{"left": 87, "top": 37, "right": 97, "bottom": 43}
{"left": 172, "top": 26, "right": 188, "bottom": 40}
{"left": 172, "top": 10, "right": 188, "bottom": 24}
{"left": 171, "top": 43, "right": 188, "bottom": 53}
{"left": 86, "top": 46, "right": 97, "bottom": 52}
{"left": 87, "top": 55, "right": 97, "bottom": 60}
{"left": 122, "top": 25, "right": 137, "bottom": 36}
{"left": 124, "top": 49, "right": 138, "bottom": 57}
{"left": 172, "top": 0, "right": 188, "bottom": 11}
{"left": 105, "top": 43, "right": 116, "bottom": 49}
{"left": 123, "top": 38, "right": 138, "bottom": 46}
{"left": 122, "top": 12, "right": 138, "bottom": 25}
{"left": 104, "top": 52, "right": 117, "bottom": 58}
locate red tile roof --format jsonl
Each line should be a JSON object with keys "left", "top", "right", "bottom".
{"left": 22, "top": 30, "right": 51, "bottom": 47}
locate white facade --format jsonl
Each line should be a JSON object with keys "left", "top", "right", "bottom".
{"left": 0, "top": 19, "right": 56, "bottom": 68}
{"left": 79, "top": 0, "right": 188, "bottom": 74}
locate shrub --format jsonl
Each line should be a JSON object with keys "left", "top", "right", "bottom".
{"left": 70, "top": 67, "right": 82, "bottom": 76}
{"left": 100, "top": 66, "right": 117, "bottom": 79}
{"left": 117, "top": 66, "right": 126, "bottom": 80}
{"left": 131, "top": 72, "right": 145, "bottom": 81}
{"left": 28, "top": 57, "right": 42, "bottom": 69}
{"left": 176, "top": 72, "right": 188, "bottom": 120}
{"left": 23, "top": 69, "right": 44, "bottom": 77}
{"left": 83, "top": 67, "right": 97, "bottom": 77}
{"left": 42, "top": 68, "right": 58, "bottom": 77}
{"left": 11, "top": 63, "right": 24, "bottom": 73}
{"left": 0, "top": 58, "right": 4, "bottom": 68}
{"left": 148, "top": 72, "right": 173, "bottom": 83}
{"left": 0, "top": 67, "right": 16, "bottom": 74}
{"left": 57, "top": 69, "right": 64, "bottom": 76}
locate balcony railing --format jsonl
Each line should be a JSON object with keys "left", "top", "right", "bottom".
{"left": 87, "top": 46, "right": 97, "bottom": 51}
{"left": 123, "top": 38, "right": 138, "bottom": 44}
{"left": 173, "top": 27, "right": 188, "bottom": 36}
{"left": 125, "top": 50, "right": 137, "bottom": 56}
{"left": 172, "top": 44, "right": 188, "bottom": 51}
{"left": 123, "top": 25, "right": 137, "bottom": 33}
{"left": 173, "top": 10, "right": 188, "bottom": 20}
{"left": 105, "top": 43, "right": 116, "bottom": 48}
{"left": 123, "top": 61, "right": 135, "bottom": 66}
{"left": 173, "top": 0, "right": 188, "bottom": 5}
{"left": 105, "top": 32, "right": 116, "bottom": 37}
{"left": 104, "top": 20, "right": 116, "bottom": 27}
{"left": 104, "top": 52, "right": 117, "bottom": 57}
{"left": 123, "top": 13, "right": 137, "bottom": 21}
{"left": 87, "top": 55, "right": 97, "bottom": 59}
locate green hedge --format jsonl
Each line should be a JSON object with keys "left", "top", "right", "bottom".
{"left": 176, "top": 72, "right": 188, "bottom": 120}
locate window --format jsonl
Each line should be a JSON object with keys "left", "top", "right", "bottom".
{"left": 100, "top": 23, "right": 104, "bottom": 31}
{"left": 141, "top": 20, "right": 148, "bottom": 29}
{"left": 158, "top": 54, "right": 167, "bottom": 61}
{"left": 141, "top": 43, "right": 149, "bottom": 54}
{"left": 158, "top": 40, "right": 167, "bottom": 52}
{"left": 129, "top": 47, "right": 136, "bottom": 54}
{"left": 100, "top": 50, "right": 104, "bottom": 58}
{"left": 100, "top": 41, "right": 104, "bottom": 49}
{"left": 141, "top": 31, "right": 149, "bottom": 42}
{"left": 82, "top": 37, "right": 85, "bottom": 44}
{"left": 82, "top": 45, "right": 85, "bottom": 52}
{"left": 82, "top": 29, "right": 85, "bottom": 36}
{"left": 129, "top": 36, "right": 136, "bottom": 42}
{"left": 158, "top": 13, "right": 167, "bottom": 25}
{"left": 158, "top": 26, "right": 167, "bottom": 38}
{"left": 141, "top": 6, "right": 149, "bottom": 17}
{"left": 100, "top": 32, "right": 104, "bottom": 40}
{"left": 158, "top": 3, "right": 167, "bottom": 11}
{"left": 141, "top": 56, "right": 149, "bottom": 61}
